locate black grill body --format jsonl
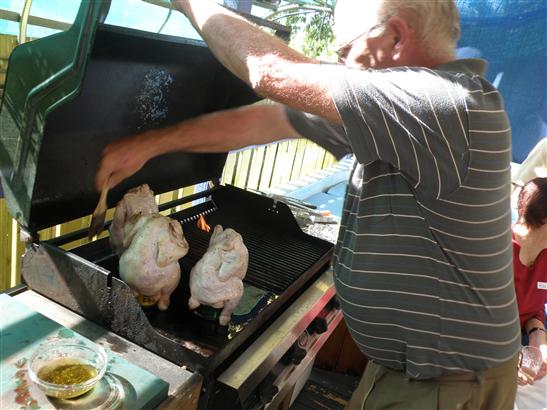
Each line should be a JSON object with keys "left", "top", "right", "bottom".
{"left": 22, "top": 185, "right": 333, "bottom": 376}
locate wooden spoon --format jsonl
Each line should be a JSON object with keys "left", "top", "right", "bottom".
{"left": 88, "top": 177, "right": 110, "bottom": 240}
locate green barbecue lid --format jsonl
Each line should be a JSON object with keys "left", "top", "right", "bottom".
{"left": 0, "top": 0, "right": 261, "bottom": 232}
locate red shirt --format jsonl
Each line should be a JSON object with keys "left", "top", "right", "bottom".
{"left": 513, "top": 236, "right": 547, "bottom": 330}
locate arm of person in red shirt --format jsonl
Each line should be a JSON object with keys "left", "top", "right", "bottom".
{"left": 525, "top": 318, "right": 547, "bottom": 382}
{"left": 525, "top": 251, "right": 547, "bottom": 382}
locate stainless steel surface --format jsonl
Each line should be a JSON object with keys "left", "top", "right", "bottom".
{"left": 13, "top": 290, "right": 196, "bottom": 398}
{"left": 266, "top": 308, "right": 343, "bottom": 409}
{"left": 217, "top": 268, "right": 337, "bottom": 401}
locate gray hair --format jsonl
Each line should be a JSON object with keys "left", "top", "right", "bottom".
{"left": 377, "top": 0, "right": 461, "bottom": 60}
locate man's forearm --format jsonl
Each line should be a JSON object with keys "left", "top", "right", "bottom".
{"left": 171, "top": 0, "right": 340, "bottom": 124}
{"left": 172, "top": 0, "right": 305, "bottom": 84}
{"left": 149, "top": 103, "right": 296, "bottom": 157}
{"left": 96, "top": 103, "right": 299, "bottom": 190}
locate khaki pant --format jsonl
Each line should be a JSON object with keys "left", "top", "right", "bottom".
{"left": 346, "top": 355, "right": 518, "bottom": 410}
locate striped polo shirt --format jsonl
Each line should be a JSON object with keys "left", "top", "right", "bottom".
{"left": 286, "top": 59, "right": 521, "bottom": 379}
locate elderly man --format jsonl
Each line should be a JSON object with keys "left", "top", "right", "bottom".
{"left": 96, "top": 1, "right": 520, "bottom": 408}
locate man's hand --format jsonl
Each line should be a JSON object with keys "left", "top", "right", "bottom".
{"left": 95, "top": 131, "right": 156, "bottom": 191}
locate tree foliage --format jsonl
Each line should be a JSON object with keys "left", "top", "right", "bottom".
{"left": 266, "top": 1, "right": 337, "bottom": 60}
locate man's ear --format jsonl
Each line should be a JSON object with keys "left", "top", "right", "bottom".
{"left": 385, "top": 16, "right": 411, "bottom": 61}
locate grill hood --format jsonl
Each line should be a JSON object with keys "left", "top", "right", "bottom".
{"left": 0, "top": 0, "right": 260, "bottom": 231}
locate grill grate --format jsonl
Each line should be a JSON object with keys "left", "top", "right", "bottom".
{"left": 60, "top": 186, "right": 332, "bottom": 372}
{"left": 180, "top": 217, "right": 328, "bottom": 295}
{"left": 72, "top": 194, "right": 331, "bottom": 296}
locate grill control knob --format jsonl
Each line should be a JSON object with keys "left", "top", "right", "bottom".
{"left": 259, "top": 373, "right": 279, "bottom": 404}
{"left": 259, "top": 383, "right": 279, "bottom": 404}
{"left": 281, "top": 342, "right": 308, "bottom": 365}
{"left": 328, "top": 295, "right": 341, "bottom": 310}
{"left": 289, "top": 343, "right": 307, "bottom": 365}
{"left": 310, "top": 317, "right": 328, "bottom": 334}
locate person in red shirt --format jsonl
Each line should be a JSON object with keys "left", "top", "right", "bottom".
{"left": 512, "top": 177, "right": 547, "bottom": 384}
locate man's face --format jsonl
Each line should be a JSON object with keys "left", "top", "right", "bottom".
{"left": 336, "top": 24, "right": 394, "bottom": 69}
{"left": 334, "top": 0, "right": 395, "bottom": 69}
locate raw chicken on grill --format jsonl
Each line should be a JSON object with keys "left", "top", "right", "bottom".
{"left": 110, "top": 184, "right": 189, "bottom": 310}
{"left": 119, "top": 213, "right": 189, "bottom": 310}
{"left": 109, "top": 184, "right": 159, "bottom": 255}
{"left": 189, "top": 224, "right": 248, "bottom": 325}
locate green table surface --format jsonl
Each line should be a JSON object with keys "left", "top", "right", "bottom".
{"left": 0, "top": 293, "right": 168, "bottom": 410}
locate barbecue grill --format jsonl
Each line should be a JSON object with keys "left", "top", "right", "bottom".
{"left": 0, "top": 1, "right": 341, "bottom": 409}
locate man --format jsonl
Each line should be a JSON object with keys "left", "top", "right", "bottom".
{"left": 96, "top": 1, "right": 520, "bottom": 408}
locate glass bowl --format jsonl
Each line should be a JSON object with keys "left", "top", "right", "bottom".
{"left": 28, "top": 338, "right": 108, "bottom": 399}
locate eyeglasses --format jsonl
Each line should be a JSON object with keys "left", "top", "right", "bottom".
{"left": 336, "top": 22, "right": 386, "bottom": 63}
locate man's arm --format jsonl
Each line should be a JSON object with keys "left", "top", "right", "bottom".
{"left": 96, "top": 103, "right": 297, "bottom": 190}
{"left": 171, "top": 0, "right": 341, "bottom": 124}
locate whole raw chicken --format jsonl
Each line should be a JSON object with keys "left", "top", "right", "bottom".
{"left": 109, "top": 184, "right": 159, "bottom": 256}
{"left": 110, "top": 184, "right": 189, "bottom": 310}
{"left": 119, "top": 213, "right": 189, "bottom": 310}
{"left": 189, "top": 225, "right": 248, "bottom": 326}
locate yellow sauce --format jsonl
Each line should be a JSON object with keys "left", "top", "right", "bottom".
{"left": 38, "top": 359, "right": 97, "bottom": 385}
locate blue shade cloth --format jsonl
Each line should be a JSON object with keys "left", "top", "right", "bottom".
{"left": 456, "top": 0, "right": 547, "bottom": 164}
